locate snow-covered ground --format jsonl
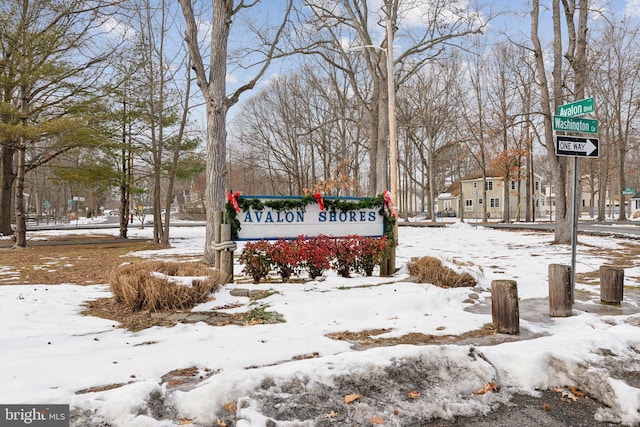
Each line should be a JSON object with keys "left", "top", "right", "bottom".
{"left": 1, "top": 220, "right": 640, "bottom": 426}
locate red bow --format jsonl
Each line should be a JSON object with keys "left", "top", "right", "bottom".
{"left": 313, "top": 193, "right": 325, "bottom": 211}
{"left": 227, "top": 191, "right": 241, "bottom": 213}
{"left": 383, "top": 190, "right": 397, "bottom": 218}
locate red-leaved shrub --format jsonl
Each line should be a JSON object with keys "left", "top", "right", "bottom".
{"left": 355, "top": 235, "right": 389, "bottom": 276}
{"left": 238, "top": 235, "right": 389, "bottom": 282}
{"left": 239, "top": 240, "right": 271, "bottom": 283}
{"left": 267, "top": 239, "right": 301, "bottom": 282}
{"left": 298, "top": 235, "right": 332, "bottom": 279}
{"left": 331, "top": 235, "right": 359, "bottom": 278}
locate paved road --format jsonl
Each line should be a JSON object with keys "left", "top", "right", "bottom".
{"left": 400, "top": 219, "right": 640, "bottom": 238}
{"left": 482, "top": 221, "right": 640, "bottom": 238}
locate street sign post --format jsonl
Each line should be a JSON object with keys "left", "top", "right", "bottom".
{"left": 553, "top": 116, "right": 598, "bottom": 134}
{"left": 557, "top": 97, "right": 594, "bottom": 117}
{"left": 555, "top": 98, "right": 598, "bottom": 306}
{"left": 555, "top": 135, "right": 599, "bottom": 157}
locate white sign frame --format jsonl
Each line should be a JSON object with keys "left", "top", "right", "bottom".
{"left": 234, "top": 196, "right": 385, "bottom": 240}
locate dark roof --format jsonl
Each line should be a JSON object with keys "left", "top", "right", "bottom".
{"left": 441, "top": 181, "right": 461, "bottom": 196}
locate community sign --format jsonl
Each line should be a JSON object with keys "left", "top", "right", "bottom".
{"left": 227, "top": 194, "right": 388, "bottom": 240}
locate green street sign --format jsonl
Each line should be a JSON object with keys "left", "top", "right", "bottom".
{"left": 553, "top": 116, "right": 598, "bottom": 134}
{"left": 623, "top": 188, "right": 635, "bottom": 195}
{"left": 557, "top": 98, "right": 594, "bottom": 117}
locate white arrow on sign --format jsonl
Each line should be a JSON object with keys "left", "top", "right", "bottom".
{"left": 583, "top": 139, "right": 598, "bottom": 156}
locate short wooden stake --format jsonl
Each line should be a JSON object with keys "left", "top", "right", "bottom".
{"left": 600, "top": 265, "right": 624, "bottom": 305}
{"left": 220, "top": 223, "right": 234, "bottom": 284}
{"left": 549, "top": 264, "right": 572, "bottom": 317}
{"left": 491, "top": 280, "right": 519, "bottom": 335}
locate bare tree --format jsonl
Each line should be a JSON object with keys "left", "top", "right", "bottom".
{"left": 178, "top": 0, "right": 293, "bottom": 264}
{"left": 531, "top": 0, "right": 590, "bottom": 243}
{"left": 231, "top": 61, "right": 365, "bottom": 196}
{"left": 397, "top": 57, "right": 460, "bottom": 221}
{"left": 508, "top": 44, "right": 538, "bottom": 222}
{"left": 589, "top": 16, "right": 640, "bottom": 220}
{"left": 134, "top": 0, "right": 194, "bottom": 245}
{"left": 459, "top": 40, "right": 492, "bottom": 223}
{"left": 294, "top": 0, "right": 487, "bottom": 199}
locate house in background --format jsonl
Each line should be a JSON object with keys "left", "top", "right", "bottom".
{"left": 437, "top": 170, "right": 545, "bottom": 221}
{"left": 630, "top": 192, "right": 640, "bottom": 218}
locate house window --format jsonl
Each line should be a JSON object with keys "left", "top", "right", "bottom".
{"left": 511, "top": 181, "right": 516, "bottom": 190}
{"left": 487, "top": 181, "right": 493, "bottom": 191}
{"left": 444, "top": 201, "right": 452, "bottom": 210}
{"left": 490, "top": 198, "right": 500, "bottom": 208}
{"left": 465, "top": 199, "right": 473, "bottom": 211}
{"left": 478, "top": 198, "right": 483, "bottom": 204}
{"left": 535, "top": 181, "right": 539, "bottom": 191}
{"left": 473, "top": 182, "right": 477, "bottom": 188}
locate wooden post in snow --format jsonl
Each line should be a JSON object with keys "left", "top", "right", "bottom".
{"left": 491, "top": 280, "right": 519, "bottom": 334}
{"left": 600, "top": 265, "right": 624, "bottom": 305}
{"left": 211, "top": 210, "right": 236, "bottom": 284}
{"left": 549, "top": 264, "right": 572, "bottom": 317}
{"left": 220, "top": 222, "right": 234, "bottom": 284}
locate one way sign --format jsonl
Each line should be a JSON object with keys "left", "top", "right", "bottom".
{"left": 555, "top": 135, "right": 599, "bottom": 158}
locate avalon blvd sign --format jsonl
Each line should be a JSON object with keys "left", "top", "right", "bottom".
{"left": 234, "top": 196, "right": 385, "bottom": 240}
{"left": 555, "top": 135, "right": 599, "bottom": 158}
{"left": 557, "top": 97, "right": 594, "bottom": 117}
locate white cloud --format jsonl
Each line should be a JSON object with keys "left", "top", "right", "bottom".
{"left": 100, "top": 16, "right": 136, "bottom": 40}
{"left": 392, "top": 0, "right": 485, "bottom": 29}
{"left": 226, "top": 73, "right": 238, "bottom": 84}
{"left": 625, "top": 0, "right": 640, "bottom": 18}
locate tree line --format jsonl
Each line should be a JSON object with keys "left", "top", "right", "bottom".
{"left": 1, "top": 0, "right": 638, "bottom": 257}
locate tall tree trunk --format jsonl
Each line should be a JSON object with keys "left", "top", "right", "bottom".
{"left": 532, "top": 0, "right": 572, "bottom": 243}
{"left": 180, "top": 0, "right": 230, "bottom": 264}
{"left": 0, "top": 146, "right": 15, "bottom": 236}
{"left": 119, "top": 97, "right": 129, "bottom": 239}
{"left": 162, "top": 57, "right": 192, "bottom": 247}
{"left": 376, "top": 89, "right": 389, "bottom": 195}
{"left": 367, "top": 82, "right": 384, "bottom": 196}
{"left": 13, "top": 145, "right": 26, "bottom": 247}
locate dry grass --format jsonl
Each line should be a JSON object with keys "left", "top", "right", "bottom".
{"left": 110, "top": 261, "right": 220, "bottom": 312}
{"left": 326, "top": 324, "right": 496, "bottom": 350}
{"left": 0, "top": 239, "right": 162, "bottom": 285}
{"left": 406, "top": 256, "right": 477, "bottom": 288}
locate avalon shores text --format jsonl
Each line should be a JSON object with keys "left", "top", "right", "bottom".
{"left": 242, "top": 209, "right": 378, "bottom": 224}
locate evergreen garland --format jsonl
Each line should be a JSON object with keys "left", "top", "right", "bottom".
{"left": 225, "top": 193, "right": 396, "bottom": 242}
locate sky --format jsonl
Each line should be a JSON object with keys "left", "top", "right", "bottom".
{"left": 1, "top": 218, "right": 639, "bottom": 426}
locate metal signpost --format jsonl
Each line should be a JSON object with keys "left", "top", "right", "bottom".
{"left": 555, "top": 98, "right": 599, "bottom": 301}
